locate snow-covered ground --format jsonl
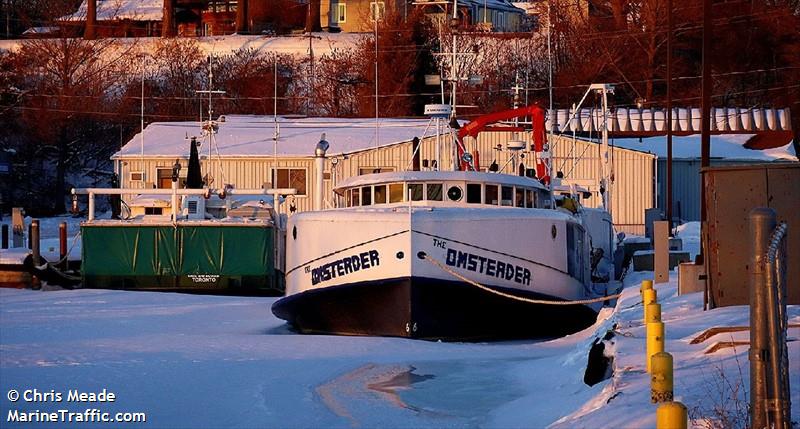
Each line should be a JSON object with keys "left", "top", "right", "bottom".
{"left": 1, "top": 224, "right": 798, "bottom": 428}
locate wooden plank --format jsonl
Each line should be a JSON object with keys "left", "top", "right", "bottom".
{"left": 654, "top": 220, "right": 669, "bottom": 283}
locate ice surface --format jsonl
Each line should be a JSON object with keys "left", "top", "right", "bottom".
{"left": 1, "top": 223, "right": 798, "bottom": 428}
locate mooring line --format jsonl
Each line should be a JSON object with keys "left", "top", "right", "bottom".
{"left": 423, "top": 254, "right": 623, "bottom": 305}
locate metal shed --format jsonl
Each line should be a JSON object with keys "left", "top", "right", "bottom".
{"left": 703, "top": 163, "right": 800, "bottom": 307}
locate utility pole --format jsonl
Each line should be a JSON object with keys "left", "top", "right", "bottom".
{"left": 666, "top": 0, "right": 673, "bottom": 233}
{"left": 700, "top": 0, "right": 712, "bottom": 231}
{"left": 374, "top": 4, "right": 380, "bottom": 148}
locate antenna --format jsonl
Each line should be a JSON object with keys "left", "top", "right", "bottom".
{"left": 195, "top": 55, "right": 226, "bottom": 187}
{"left": 274, "top": 57, "right": 279, "bottom": 161}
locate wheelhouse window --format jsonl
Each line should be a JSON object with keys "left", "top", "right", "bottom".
{"left": 485, "top": 184, "right": 499, "bottom": 205}
{"left": 389, "top": 183, "right": 404, "bottom": 203}
{"left": 525, "top": 189, "right": 535, "bottom": 208}
{"left": 350, "top": 187, "right": 360, "bottom": 206}
{"left": 273, "top": 168, "right": 307, "bottom": 195}
{"left": 374, "top": 185, "right": 387, "bottom": 204}
{"left": 426, "top": 183, "right": 443, "bottom": 201}
{"left": 361, "top": 186, "right": 372, "bottom": 205}
{"left": 408, "top": 183, "right": 423, "bottom": 201}
{"left": 501, "top": 186, "right": 514, "bottom": 206}
{"left": 515, "top": 187, "right": 525, "bottom": 207}
{"left": 466, "top": 183, "right": 482, "bottom": 204}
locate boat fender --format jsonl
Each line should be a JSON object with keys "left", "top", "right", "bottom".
{"left": 218, "top": 189, "right": 226, "bottom": 199}
{"left": 203, "top": 189, "right": 211, "bottom": 199}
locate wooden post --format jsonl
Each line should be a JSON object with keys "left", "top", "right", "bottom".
{"left": 59, "top": 222, "right": 68, "bottom": 270}
{"left": 749, "top": 207, "right": 774, "bottom": 429}
{"left": 1, "top": 224, "right": 7, "bottom": 249}
{"left": 654, "top": 220, "right": 669, "bottom": 283}
{"left": 85, "top": 0, "right": 97, "bottom": 40}
{"left": 31, "top": 219, "right": 40, "bottom": 266}
{"left": 11, "top": 207, "right": 23, "bottom": 247}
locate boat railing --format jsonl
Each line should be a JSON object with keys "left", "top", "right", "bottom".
{"left": 71, "top": 187, "right": 297, "bottom": 222}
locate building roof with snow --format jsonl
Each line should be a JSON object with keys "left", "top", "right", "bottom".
{"left": 61, "top": 0, "right": 163, "bottom": 22}
{"left": 113, "top": 116, "right": 439, "bottom": 159}
{"left": 609, "top": 134, "right": 797, "bottom": 161}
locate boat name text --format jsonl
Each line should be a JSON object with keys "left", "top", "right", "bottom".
{"left": 445, "top": 249, "right": 531, "bottom": 286}
{"left": 311, "top": 250, "right": 380, "bottom": 285}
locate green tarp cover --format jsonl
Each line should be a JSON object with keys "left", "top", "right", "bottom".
{"left": 81, "top": 224, "right": 274, "bottom": 289}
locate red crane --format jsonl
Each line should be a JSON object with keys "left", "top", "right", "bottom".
{"left": 456, "top": 105, "right": 550, "bottom": 184}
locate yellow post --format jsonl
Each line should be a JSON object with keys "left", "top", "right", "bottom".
{"left": 656, "top": 401, "right": 687, "bottom": 429}
{"left": 651, "top": 352, "right": 674, "bottom": 403}
{"left": 643, "top": 288, "right": 658, "bottom": 323}
{"left": 646, "top": 321, "right": 665, "bottom": 372}
{"left": 640, "top": 279, "right": 653, "bottom": 295}
{"left": 646, "top": 303, "right": 662, "bottom": 324}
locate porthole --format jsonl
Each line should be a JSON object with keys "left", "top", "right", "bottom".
{"left": 447, "top": 185, "right": 463, "bottom": 201}
{"left": 551, "top": 225, "right": 557, "bottom": 240}
{"left": 292, "top": 226, "right": 297, "bottom": 240}
{"left": 396, "top": 251, "right": 405, "bottom": 260}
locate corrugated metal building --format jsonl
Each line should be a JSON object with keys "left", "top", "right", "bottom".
{"left": 114, "top": 116, "right": 655, "bottom": 233}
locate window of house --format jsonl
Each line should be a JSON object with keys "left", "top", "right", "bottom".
{"left": 374, "top": 185, "right": 387, "bottom": 204}
{"left": 466, "top": 183, "right": 482, "bottom": 204}
{"left": 370, "top": 1, "right": 385, "bottom": 20}
{"left": 359, "top": 167, "right": 394, "bottom": 175}
{"left": 426, "top": 183, "right": 443, "bottom": 201}
{"left": 157, "top": 168, "right": 186, "bottom": 189}
{"left": 485, "top": 184, "right": 499, "bottom": 205}
{"left": 273, "top": 168, "right": 307, "bottom": 195}
{"left": 130, "top": 172, "right": 145, "bottom": 182}
{"left": 389, "top": 183, "right": 404, "bottom": 203}
{"left": 335, "top": 3, "right": 346, "bottom": 23}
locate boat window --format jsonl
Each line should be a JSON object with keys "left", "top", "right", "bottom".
{"left": 374, "top": 185, "right": 387, "bottom": 204}
{"left": 389, "top": 183, "right": 404, "bottom": 203}
{"left": 426, "top": 183, "right": 443, "bottom": 201}
{"left": 525, "top": 189, "right": 534, "bottom": 208}
{"left": 447, "top": 185, "right": 463, "bottom": 202}
{"left": 361, "top": 186, "right": 372, "bottom": 206}
{"left": 501, "top": 186, "right": 513, "bottom": 206}
{"left": 515, "top": 187, "right": 525, "bottom": 207}
{"left": 351, "top": 187, "right": 360, "bottom": 207}
{"left": 567, "top": 224, "right": 585, "bottom": 283}
{"left": 485, "top": 184, "right": 499, "bottom": 205}
{"left": 344, "top": 189, "right": 351, "bottom": 207}
{"left": 408, "top": 183, "right": 424, "bottom": 201}
{"left": 466, "top": 183, "right": 482, "bottom": 204}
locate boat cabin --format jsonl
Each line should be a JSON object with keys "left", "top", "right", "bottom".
{"left": 334, "top": 171, "right": 550, "bottom": 209}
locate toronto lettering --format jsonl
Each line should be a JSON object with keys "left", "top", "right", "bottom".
{"left": 311, "top": 250, "right": 380, "bottom": 285}
{"left": 446, "top": 248, "right": 531, "bottom": 286}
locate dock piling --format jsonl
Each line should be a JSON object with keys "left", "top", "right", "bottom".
{"left": 651, "top": 352, "right": 674, "bottom": 403}
{"left": 31, "top": 219, "right": 40, "bottom": 266}
{"left": 646, "top": 321, "right": 665, "bottom": 373}
{"left": 656, "top": 401, "right": 687, "bottom": 429}
{"left": 59, "top": 222, "right": 68, "bottom": 270}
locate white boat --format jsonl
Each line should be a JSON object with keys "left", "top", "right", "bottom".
{"left": 272, "top": 104, "right": 618, "bottom": 340}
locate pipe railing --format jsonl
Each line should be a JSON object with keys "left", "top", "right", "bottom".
{"left": 71, "top": 187, "right": 297, "bottom": 222}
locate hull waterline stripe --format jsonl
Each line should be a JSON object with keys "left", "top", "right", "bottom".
{"left": 412, "top": 229, "right": 569, "bottom": 276}
{"left": 286, "top": 229, "right": 409, "bottom": 275}
{"left": 423, "top": 254, "right": 622, "bottom": 305}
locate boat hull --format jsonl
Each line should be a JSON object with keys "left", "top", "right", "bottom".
{"left": 271, "top": 276, "right": 599, "bottom": 341}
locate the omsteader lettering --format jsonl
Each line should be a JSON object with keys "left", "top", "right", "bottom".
{"left": 445, "top": 248, "right": 531, "bottom": 286}
{"left": 311, "top": 250, "right": 380, "bottom": 285}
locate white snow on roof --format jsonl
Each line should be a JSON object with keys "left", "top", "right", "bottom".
{"left": 609, "top": 134, "right": 797, "bottom": 161}
{"left": 1, "top": 33, "right": 364, "bottom": 57}
{"left": 114, "top": 116, "right": 439, "bottom": 159}
{"left": 61, "top": 0, "right": 163, "bottom": 22}
{"left": 335, "top": 170, "right": 548, "bottom": 191}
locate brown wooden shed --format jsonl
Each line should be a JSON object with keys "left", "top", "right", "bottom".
{"left": 703, "top": 163, "right": 799, "bottom": 308}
